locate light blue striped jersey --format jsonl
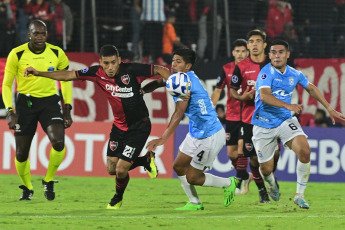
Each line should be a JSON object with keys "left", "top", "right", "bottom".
{"left": 141, "top": 0, "right": 166, "bottom": 22}
{"left": 174, "top": 71, "right": 223, "bottom": 138}
{"left": 252, "top": 63, "right": 309, "bottom": 128}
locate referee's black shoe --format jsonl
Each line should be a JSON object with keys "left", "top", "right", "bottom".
{"left": 42, "top": 179, "right": 58, "bottom": 201}
{"left": 19, "top": 185, "right": 34, "bottom": 200}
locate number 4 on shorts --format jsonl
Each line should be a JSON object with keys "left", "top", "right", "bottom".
{"left": 197, "top": 151, "right": 204, "bottom": 161}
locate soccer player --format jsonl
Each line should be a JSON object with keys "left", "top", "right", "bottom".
{"left": 24, "top": 45, "right": 169, "bottom": 209}
{"left": 2, "top": 20, "right": 73, "bottom": 201}
{"left": 252, "top": 39, "right": 345, "bottom": 209}
{"left": 229, "top": 29, "right": 279, "bottom": 203}
{"left": 145, "top": 48, "right": 239, "bottom": 210}
{"left": 211, "top": 39, "right": 253, "bottom": 195}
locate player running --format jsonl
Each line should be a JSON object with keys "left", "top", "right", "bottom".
{"left": 252, "top": 39, "right": 345, "bottom": 209}
{"left": 145, "top": 48, "right": 239, "bottom": 210}
{"left": 24, "top": 45, "right": 170, "bottom": 209}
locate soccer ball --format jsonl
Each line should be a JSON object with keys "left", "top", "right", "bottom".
{"left": 165, "top": 72, "right": 192, "bottom": 98}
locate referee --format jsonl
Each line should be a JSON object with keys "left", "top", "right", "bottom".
{"left": 2, "top": 20, "right": 73, "bottom": 201}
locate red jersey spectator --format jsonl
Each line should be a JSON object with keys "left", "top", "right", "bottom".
{"left": 265, "top": 0, "right": 292, "bottom": 40}
{"left": 50, "top": 0, "right": 73, "bottom": 49}
{"left": 24, "top": 0, "right": 54, "bottom": 22}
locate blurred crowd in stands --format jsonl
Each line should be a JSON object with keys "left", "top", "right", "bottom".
{"left": 0, "top": 0, "right": 345, "bottom": 61}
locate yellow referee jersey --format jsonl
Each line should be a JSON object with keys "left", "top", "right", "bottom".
{"left": 2, "top": 42, "right": 72, "bottom": 108}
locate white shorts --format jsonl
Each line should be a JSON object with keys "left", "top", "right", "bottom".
{"left": 252, "top": 117, "right": 307, "bottom": 163}
{"left": 179, "top": 128, "right": 226, "bottom": 170}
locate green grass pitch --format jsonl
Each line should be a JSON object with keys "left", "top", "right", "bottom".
{"left": 0, "top": 174, "right": 344, "bottom": 230}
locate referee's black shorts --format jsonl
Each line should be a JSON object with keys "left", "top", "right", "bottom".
{"left": 15, "top": 93, "right": 64, "bottom": 136}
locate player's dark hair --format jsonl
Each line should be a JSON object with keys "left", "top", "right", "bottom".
{"left": 28, "top": 20, "right": 47, "bottom": 31}
{"left": 232, "top": 39, "right": 247, "bottom": 50}
{"left": 216, "top": 104, "right": 225, "bottom": 111}
{"left": 100, "top": 45, "right": 120, "bottom": 58}
{"left": 270, "top": 39, "right": 289, "bottom": 51}
{"left": 172, "top": 48, "right": 196, "bottom": 67}
{"left": 246, "top": 29, "right": 266, "bottom": 42}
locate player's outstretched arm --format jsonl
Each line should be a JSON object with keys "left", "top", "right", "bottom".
{"left": 146, "top": 100, "right": 188, "bottom": 151}
{"left": 260, "top": 87, "right": 303, "bottom": 114}
{"left": 24, "top": 67, "right": 77, "bottom": 81}
{"left": 305, "top": 83, "right": 345, "bottom": 124}
{"left": 153, "top": 65, "right": 171, "bottom": 80}
{"left": 142, "top": 78, "right": 166, "bottom": 94}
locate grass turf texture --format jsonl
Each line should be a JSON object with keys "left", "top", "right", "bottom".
{"left": 0, "top": 174, "right": 344, "bottom": 230}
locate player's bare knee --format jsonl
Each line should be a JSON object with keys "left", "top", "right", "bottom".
{"left": 298, "top": 147, "right": 310, "bottom": 163}
{"left": 249, "top": 157, "right": 259, "bottom": 168}
{"left": 107, "top": 166, "right": 116, "bottom": 175}
{"left": 228, "top": 151, "right": 238, "bottom": 159}
{"left": 16, "top": 151, "right": 28, "bottom": 162}
{"left": 116, "top": 167, "right": 128, "bottom": 178}
{"left": 173, "top": 162, "right": 185, "bottom": 175}
{"left": 51, "top": 139, "right": 65, "bottom": 152}
{"left": 259, "top": 165, "right": 271, "bottom": 176}
{"left": 186, "top": 173, "right": 200, "bottom": 185}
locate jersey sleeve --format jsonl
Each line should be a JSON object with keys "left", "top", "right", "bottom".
{"left": 2, "top": 49, "right": 18, "bottom": 108}
{"left": 56, "top": 48, "right": 69, "bottom": 70}
{"left": 230, "top": 65, "right": 242, "bottom": 90}
{"left": 75, "top": 65, "right": 101, "bottom": 82}
{"left": 297, "top": 71, "right": 309, "bottom": 88}
{"left": 129, "top": 63, "right": 155, "bottom": 83}
{"left": 60, "top": 81, "right": 72, "bottom": 104}
{"left": 215, "top": 68, "right": 226, "bottom": 89}
{"left": 256, "top": 68, "right": 273, "bottom": 90}
{"left": 128, "top": 63, "right": 153, "bottom": 76}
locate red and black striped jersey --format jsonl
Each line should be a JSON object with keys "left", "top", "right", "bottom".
{"left": 76, "top": 62, "right": 155, "bottom": 131}
{"left": 230, "top": 56, "right": 270, "bottom": 124}
{"left": 215, "top": 61, "right": 241, "bottom": 121}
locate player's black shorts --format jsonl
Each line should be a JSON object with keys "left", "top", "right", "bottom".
{"left": 107, "top": 117, "right": 151, "bottom": 163}
{"left": 15, "top": 93, "right": 64, "bottom": 136}
{"left": 242, "top": 122, "right": 256, "bottom": 157}
{"left": 225, "top": 120, "right": 243, "bottom": 146}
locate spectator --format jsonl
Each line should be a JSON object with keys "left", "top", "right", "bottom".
{"left": 197, "top": 0, "right": 223, "bottom": 61}
{"left": 276, "top": 22, "right": 300, "bottom": 65}
{"left": 16, "top": 0, "right": 30, "bottom": 45}
{"left": 49, "top": 0, "right": 73, "bottom": 50}
{"left": 162, "top": 11, "right": 185, "bottom": 64}
{"left": 0, "top": 0, "right": 16, "bottom": 57}
{"left": 265, "top": 0, "right": 292, "bottom": 41}
{"left": 98, "top": 0, "right": 125, "bottom": 52}
{"left": 131, "top": 0, "right": 141, "bottom": 61}
{"left": 215, "top": 104, "right": 226, "bottom": 124}
{"left": 24, "top": 0, "right": 54, "bottom": 42}
{"left": 307, "top": 108, "right": 343, "bottom": 128}
{"left": 141, "top": 0, "right": 166, "bottom": 64}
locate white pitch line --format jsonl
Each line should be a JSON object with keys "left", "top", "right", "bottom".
{"left": 5, "top": 215, "right": 345, "bottom": 219}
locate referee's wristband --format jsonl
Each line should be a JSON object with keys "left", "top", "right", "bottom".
{"left": 6, "top": 107, "right": 13, "bottom": 114}
{"left": 65, "top": 104, "right": 72, "bottom": 110}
